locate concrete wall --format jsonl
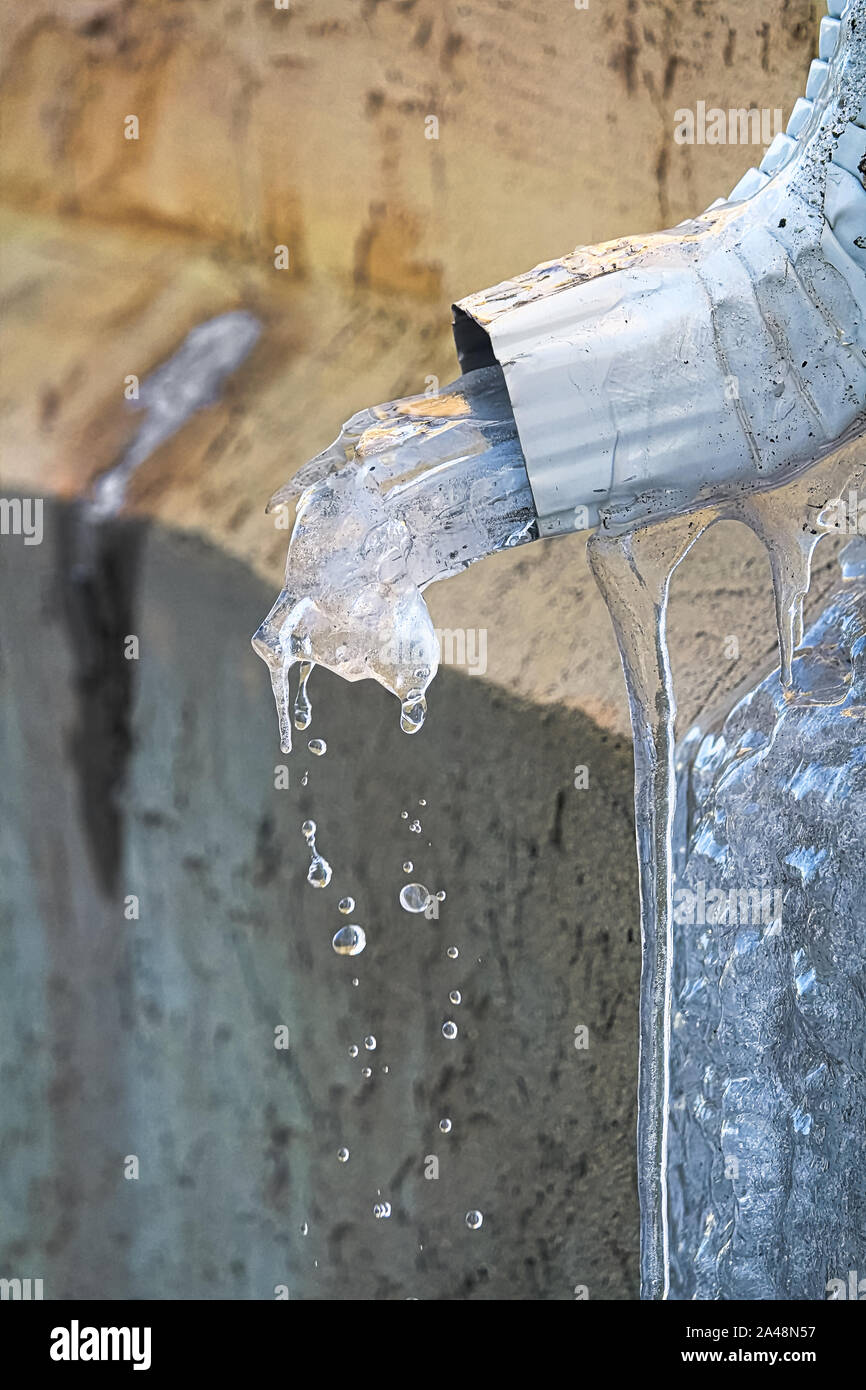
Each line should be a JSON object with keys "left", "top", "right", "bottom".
{"left": 1, "top": 502, "right": 640, "bottom": 1298}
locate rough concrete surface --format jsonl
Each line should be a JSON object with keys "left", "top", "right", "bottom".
{"left": 1, "top": 502, "right": 639, "bottom": 1298}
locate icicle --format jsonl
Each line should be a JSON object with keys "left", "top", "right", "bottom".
{"left": 737, "top": 445, "right": 865, "bottom": 690}
{"left": 294, "top": 660, "right": 314, "bottom": 732}
{"left": 270, "top": 658, "right": 295, "bottom": 755}
{"left": 588, "top": 510, "right": 709, "bottom": 1301}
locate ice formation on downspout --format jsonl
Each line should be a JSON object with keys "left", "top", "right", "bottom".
{"left": 253, "top": 0, "right": 865, "bottom": 1299}
{"left": 253, "top": 365, "right": 535, "bottom": 751}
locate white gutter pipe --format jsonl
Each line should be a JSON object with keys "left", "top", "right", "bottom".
{"left": 452, "top": 0, "right": 866, "bottom": 539}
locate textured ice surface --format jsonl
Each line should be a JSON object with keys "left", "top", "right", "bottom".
{"left": 668, "top": 539, "right": 866, "bottom": 1300}
{"left": 252, "top": 364, "right": 536, "bottom": 748}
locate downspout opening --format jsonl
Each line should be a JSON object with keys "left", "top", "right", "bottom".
{"left": 451, "top": 305, "right": 498, "bottom": 375}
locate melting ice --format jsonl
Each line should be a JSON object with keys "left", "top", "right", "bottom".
{"left": 251, "top": 364, "right": 536, "bottom": 749}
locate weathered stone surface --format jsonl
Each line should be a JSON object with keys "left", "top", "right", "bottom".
{"left": 0, "top": 0, "right": 818, "bottom": 290}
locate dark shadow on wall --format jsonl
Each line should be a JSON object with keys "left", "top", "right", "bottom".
{"left": 0, "top": 499, "right": 640, "bottom": 1301}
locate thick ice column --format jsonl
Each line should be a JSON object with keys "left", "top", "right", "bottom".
{"left": 667, "top": 540, "right": 866, "bottom": 1300}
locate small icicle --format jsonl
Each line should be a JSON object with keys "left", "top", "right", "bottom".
{"left": 294, "top": 660, "right": 314, "bottom": 730}
{"left": 739, "top": 447, "right": 865, "bottom": 692}
{"left": 269, "top": 658, "right": 295, "bottom": 755}
{"left": 740, "top": 497, "right": 817, "bottom": 691}
{"left": 400, "top": 689, "right": 427, "bottom": 734}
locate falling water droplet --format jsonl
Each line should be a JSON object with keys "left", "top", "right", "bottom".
{"left": 400, "top": 810, "right": 409, "bottom": 820}
{"left": 308, "top": 738, "right": 327, "bottom": 756}
{"left": 439, "top": 1118, "right": 452, "bottom": 1134}
{"left": 465, "top": 1210, "right": 483, "bottom": 1230}
{"left": 338, "top": 896, "right": 355, "bottom": 914}
{"left": 337, "top": 1147, "right": 350, "bottom": 1163}
{"left": 402, "top": 861, "right": 413, "bottom": 873}
{"left": 409, "top": 820, "right": 422, "bottom": 834}
{"left": 400, "top": 690, "right": 427, "bottom": 734}
{"left": 399, "top": 883, "right": 431, "bottom": 914}
{"left": 348, "top": 1044, "right": 358, "bottom": 1058}
{"left": 364, "top": 1035, "right": 376, "bottom": 1051}
{"left": 373, "top": 1202, "right": 392, "bottom": 1219}
{"left": 436, "top": 890, "right": 446, "bottom": 902}
{"left": 332, "top": 924, "right": 366, "bottom": 956}
{"left": 301, "top": 770, "right": 309, "bottom": 786}
{"left": 293, "top": 660, "right": 314, "bottom": 730}
{"left": 447, "top": 946, "right": 459, "bottom": 959}
{"left": 418, "top": 798, "right": 426, "bottom": 806}
{"left": 301, "top": 819, "right": 332, "bottom": 888}
{"left": 361, "top": 1066, "right": 372, "bottom": 1078}
{"left": 442, "top": 1021, "right": 458, "bottom": 1040}
{"left": 449, "top": 990, "right": 462, "bottom": 1006}
{"left": 352, "top": 977, "right": 359, "bottom": 987}
{"left": 300, "top": 1221, "right": 309, "bottom": 1236}
{"left": 308, "top": 857, "right": 332, "bottom": 888}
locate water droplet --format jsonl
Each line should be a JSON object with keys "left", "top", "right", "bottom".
{"left": 402, "top": 861, "right": 413, "bottom": 873}
{"left": 333, "top": 924, "right": 366, "bottom": 956}
{"left": 338, "top": 896, "right": 355, "bottom": 914}
{"left": 301, "top": 820, "right": 332, "bottom": 888}
{"left": 449, "top": 990, "right": 462, "bottom": 1005}
{"left": 373, "top": 1201, "right": 392, "bottom": 1219}
{"left": 307, "top": 856, "right": 332, "bottom": 888}
{"left": 352, "top": 977, "right": 359, "bottom": 987}
{"left": 442, "top": 1021, "right": 458, "bottom": 1040}
{"left": 409, "top": 819, "right": 422, "bottom": 834}
{"left": 418, "top": 798, "right": 426, "bottom": 807}
{"left": 447, "top": 946, "right": 459, "bottom": 959}
{"left": 399, "top": 882, "right": 431, "bottom": 913}
{"left": 364, "top": 1035, "right": 376, "bottom": 1051}
{"left": 300, "top": 1221, "right": 309, "bottom": 1236}
{"left": 337, "top": 1147, "right": 350, "bottom": 1163}
{"left": 465, "top": 1210, "right": 483, "bottom": 1230}
{"left": 361, "top": 1066, "right": 372, "bottom": 1078}
{"left": 301, "top": 771, "right": 309, "bottom": 786}
{"left": 293, "top": 660, "right": 313, "bottom": 730}
{"left": 400, "top": 690, "right": 427, "bottom": 735}
{"left": 439, "top": 1118, "right": 452, "bottom": 1134}
{"left": 308, "top": 738, "right": 327, "bottom": 756}
{"left": 348, "top": 1044, "right": 358, "bottom": 1057}
{"left": 436, "top": 890, "right": 446, "bottom": 902}
{"left": 400, "top": 810, "right": 409, "bottom": 820}
{"left": 382, "top": 1064, "right": 389, "bottom": 1074}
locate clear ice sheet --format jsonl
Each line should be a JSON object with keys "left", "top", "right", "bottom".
{"left": 667, "top": 539, "right": 866, "bottom": 1299}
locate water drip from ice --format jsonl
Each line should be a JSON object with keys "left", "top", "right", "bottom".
{"left": 252, "top": 364, "right": 536, "bottom": 739}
